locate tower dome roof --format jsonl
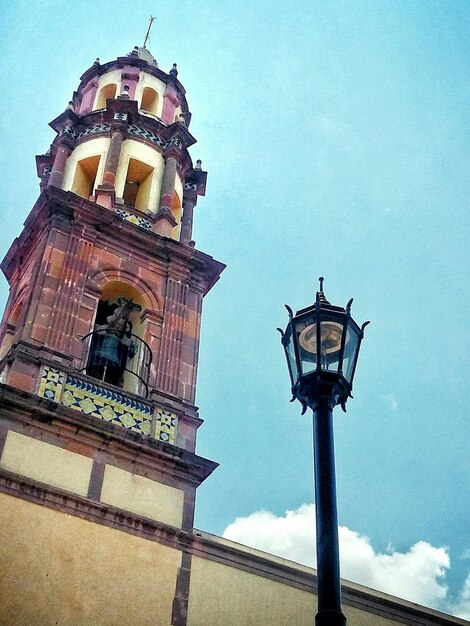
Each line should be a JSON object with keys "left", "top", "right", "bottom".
{"left": 127, "top": 46, "right": 158, "bottom": 67}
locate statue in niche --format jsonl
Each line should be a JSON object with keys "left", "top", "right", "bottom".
{"left": 86, "top": 297, "right": 142, "bottom": 388}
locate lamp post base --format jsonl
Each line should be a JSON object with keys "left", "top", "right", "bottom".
{"left": 316, "top": 609, "right": 347, "bottom": 626}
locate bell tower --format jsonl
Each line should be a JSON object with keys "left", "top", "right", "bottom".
{"left": 1, "top": 45, "right": 224, "bottom": 437}
{"left": 0, "top": 45, "right": 224, "bottom": 625}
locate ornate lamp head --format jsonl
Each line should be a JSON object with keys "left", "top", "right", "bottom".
{"left": 279, "top": 278, "right": 369, "bottom": 413}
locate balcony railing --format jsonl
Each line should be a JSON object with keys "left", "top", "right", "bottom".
{"left": 80, "top": 330, "right": 152, "bottom": 398}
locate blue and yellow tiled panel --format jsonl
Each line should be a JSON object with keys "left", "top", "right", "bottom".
{"left": 116, "top": 208, "right": 152, "bottom": 231}
{"left": 37, "top": 366, "right": 179, "bottom": 444}
{"left": 37, "top": 366, "right": 66, "bottom": 402}
{"left": 61, "top": 375, "right": 152, "bottom": 436}
{"left": 155, "top": 408, "right": 177, "bottom": 445}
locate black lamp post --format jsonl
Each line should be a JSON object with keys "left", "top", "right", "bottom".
{"left": 279, "top": 278, "right": 369, "bottom": 626}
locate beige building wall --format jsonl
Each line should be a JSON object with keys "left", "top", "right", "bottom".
{"left": 187, "top": 553, "right": 454, "bottom": 626}
{"left": 187, "top": 555, "right": 314, "bottom": 626}
{"left": 0, "top": 493, "right": 181, "bottom": 626}
{"left": 0, "top": 431, "right": 93, "bottom": 496}
{"left": 0, "top": 429, "right": 185, "bottom": 529}
{"left": 100, "top": 464, "right": 184, "bottom": 527}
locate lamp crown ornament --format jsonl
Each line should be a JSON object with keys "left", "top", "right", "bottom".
{"left": 317, "top": 276, "right": 331, "bottom": 305}
{"left": 278, "top": 277, "right": 370, "bottom": 414}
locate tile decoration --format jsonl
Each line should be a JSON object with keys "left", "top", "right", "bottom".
{"left": 62, "top": 375, "right": 152, "bottom": 436}
{"left": 58, "top": 125, "right": 77, "bottom": 140}
{"left": 155, "top": 408, "right": 177, "bottom": 445}
{"left": 37, "top": 365, "right": 178, "bottom": 444}
{"left": 38, "top": 366, "right": 66, "bottom": 402}
{"left": 128, "top": 125, "right": 166, "bottom": 148}
{"left": 128, "top": 126, "right": 183, "bottom": 151}
{"left": 116, "top": 208, "right": 153, "bottom": 231}
{"left": 77, "top": 124, "right": 111, "bottom": 140}
{"left": 60, "top": 122, "right": 182, "bottom": 152}
{"left": 167, "top": 136, "right": 183, "bottom": 150}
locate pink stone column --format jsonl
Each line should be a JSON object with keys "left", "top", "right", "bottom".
{"left": 159, "top": 157, "right": 177, "bottom": 211}
{"left": 154, "top": 156, "right": 178, "bottom": 237}
{"left": 48, "top": 143, "right": 71, "bottom": 189}
{"left": 102, "top": 130, "right": 124, "bottom": 186}
{"left": 96, "top": 117, "right": 128, "bottom": 209}
{"left": 180, "top": 196, "right": 196, "bottom": 244}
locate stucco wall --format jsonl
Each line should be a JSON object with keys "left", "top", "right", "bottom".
{"left": 0, "top": 431, "right": 184, "bottom": 528}
{"left": 187, "top": 555, "right": 315, "bottom": 626}
{"left": 0, "top": 493, "right": 181, "bottom": 626}
{"left": 1, "top": 430, "right": 93, "bottom": 495}
{"left": 101, "top": 464, "right": 184, "bottom": 527}
{"left": 187, "top": 542, "right": 436, "bottom": 626}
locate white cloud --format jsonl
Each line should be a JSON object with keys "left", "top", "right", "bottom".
{"left": 381, "top": 392, "right": 398, "bottom": 411}
{"left": 223, "top": 503, "right": 449, "bottom": 609}
{"left": 449, "top": 574, "right": 470, "bottom": 620}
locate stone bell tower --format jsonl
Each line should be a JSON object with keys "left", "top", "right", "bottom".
{"left": 0, "top": 45, "right": 224, "bottom": 625}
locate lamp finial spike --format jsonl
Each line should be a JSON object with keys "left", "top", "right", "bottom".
{"left": 316, "top": 276, "right": 330, "bottom": 305}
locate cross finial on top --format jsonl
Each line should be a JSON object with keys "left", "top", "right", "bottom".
{"left": 143, "top": 15, "right": 156, "bottom": 48}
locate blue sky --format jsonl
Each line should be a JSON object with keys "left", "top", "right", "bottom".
{"left": 1, "top": 0, "right": 469, "bottom": 618}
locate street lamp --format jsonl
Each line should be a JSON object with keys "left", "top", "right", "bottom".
{"left": 278, "top": 278, "right": 369, "bottom": 626}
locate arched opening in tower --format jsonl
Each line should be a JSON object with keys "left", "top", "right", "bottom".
{"left": 84, "top": 282, "right": 152, "bottom": 397}
{"left": 95, "top": 83, "right": 117, "bottom": 110}
{"left": 140, "top": 87, "right": 159, "bottom": 116}
{"left": 71, "top": 155, "right": 100, "bottom": 199}
{"left": 123, "top": 158, "right": 154, "bottom": 212}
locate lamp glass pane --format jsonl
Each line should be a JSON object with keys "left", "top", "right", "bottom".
{"left": 294, "top": 312, "right": 318, "bottom": 376}
{"left": 342, "top": 322, "right": 361, "bottom": 383}
{"left": 283, "top": 324, "right": 298, "bottom": 384}
{"left": 318, "top": 315, "right": 345, "bottom": 373}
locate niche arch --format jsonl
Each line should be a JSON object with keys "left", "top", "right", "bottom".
{"left": 95, "top": 83, "right": 117, "bottom": 110}
{"left": 85, "top": 268, "right": 162, "bottom": 314}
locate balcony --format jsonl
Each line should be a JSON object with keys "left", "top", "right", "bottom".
{"left": 80, "top": 329, "right": 152, "bottom": 398}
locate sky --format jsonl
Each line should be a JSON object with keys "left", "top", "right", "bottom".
{"left": 0, "top": 0, "right": 469, "bottom": 620}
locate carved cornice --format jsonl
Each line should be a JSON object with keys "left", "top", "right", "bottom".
{"left": 1, "top": 188, "right": 225, "bottom": 296}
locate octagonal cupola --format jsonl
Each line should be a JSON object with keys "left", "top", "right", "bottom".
{"left": 35, "top": 46, "right": 206, "bottom": 243}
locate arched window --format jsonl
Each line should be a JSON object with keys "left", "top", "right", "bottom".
{"left": 140, "top": 87, "right": 159, "bottom": 115}
{"left": 71, "top": 155, "right": 100, "bottom": 199}
{"left": 123, "top": 158, "right": 154, "bottom": 212}
{"left": 95, "top": 83, "right": 117, "bottom": 110}
{"left": 82, "top": 282, "right": 152, "bottom": 397}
